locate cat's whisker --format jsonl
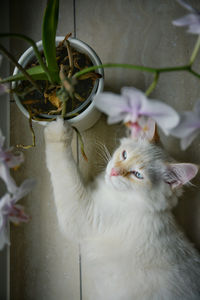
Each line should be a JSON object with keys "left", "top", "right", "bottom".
{"left": 95, "top": 140, "right": 112, "bottom": 164}
{"left": 94, "top": 162, "right": 106, "bottom": 173}
{"left": 187, "top": 182, "right": 197, "bottom": 188}
{"left": 99, "top": 142, "right": 111, "bottom": 159}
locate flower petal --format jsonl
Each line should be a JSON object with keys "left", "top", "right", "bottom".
{"left": 140, "top": 99, "right": 180, "bottom": 135}
{"left": 172, "top": 14, "right": 200, "bottom": 27}
{"left": 121, "top": 87, "right": 144, "bottom": 113}
{"left": 13, "top": 178, "right": 36, "bottom": 203}
{"left": 5, "top": 151, "right": 24, "bottom": 169}
{"left": 170, "top": 111, "right": 200, "bottom": 138}
{"left": 187, "top": 24, "right": 200, "bottom": 34}
{"left": 173, "top": 13, "right": 200, "bottom": 34}
{"left": 94, "top": 92, "right": 127, "bottom": 118}
{"left": 0, "top": 163, "right": 17, "bottom": 193}
{"left": 9, "top": 204, "right": 30, "bottom": 224}
{"left": 176, "top": 0, "right": 197, "bottom": 12}
{"left": 0, "top": 193, "right": 12, "bottom": 213}
{"left": 128, "top": 122, "right": 143, "bottom": 139}
{"left": 180, "top": 130, "right": 199, "bottom": 150}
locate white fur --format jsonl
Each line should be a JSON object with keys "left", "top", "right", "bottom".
{"left": 44, "top": 119, "right": 200, "bottom": 300}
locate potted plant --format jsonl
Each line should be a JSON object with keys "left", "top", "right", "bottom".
{"left": 0, "top": 0, "right": 104, "bottom": 136}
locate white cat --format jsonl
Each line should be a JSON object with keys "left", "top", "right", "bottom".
{"left": 44, "top": 118, "right": 200, "bottom": 300}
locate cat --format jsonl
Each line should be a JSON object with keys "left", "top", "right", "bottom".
{"left": 44, "top": 118, "right": 200, "bottom": 300}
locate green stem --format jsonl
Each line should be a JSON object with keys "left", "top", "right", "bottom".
{"left": 156, "top": 65, "right": 190, "bottom": 73}
{"left": 145, "top": 72, "right": 159, "bottom": 96}
{"left": 61, "top": 102, "right": 66, "bottom": 118}
{"left": 0, "top": 33, "right": 54, "bottom": 83}
{"left": 188, "top": 68, "right": 200, "bottom": 78}
{"left": 74, "top": 63, "right": 157, "bottom": 78}
{"left": 74, "top": 63, "right": 200, "bottom": 81}
{"left": 189, "top": 35, "right": 200, "bottom": 66}
{"left": 74, "top": 63, "right": 200, "bottom": 78}
{"left": 0, "top": 43, "right": 42, "bottom": 93}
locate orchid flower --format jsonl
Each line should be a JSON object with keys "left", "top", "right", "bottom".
{"left": 0, "top": 129, "right": 24, "bottom": 169}
{"left": 0, "top": 129, "right": 24, "bottom": 192}
{"left": 125, "top": 117, "right": 157, "bottom": 140}
{"left": 0, "top": 178, "right": 35, "bottom": 250}
{"left": 172, "top": 0, "right": 200, "bottom": 34}
{"left": 94, "top": 87, "right": 179, "bottom": 138}
{"left": 170, "top": 100, "right": 200, "bottom": 150}
{"left": 0, "top": 130, "right": 35, "bottom": 250}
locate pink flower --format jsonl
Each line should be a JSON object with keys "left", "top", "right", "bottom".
{"left": 0, "top": 129, "right": 24, "bottom": 169}
{"left": 173, "top": 0, "right": 200, "bottom": 34}
{"left": 170, "top": 100, "right": 200, "bottom": 150}
{"left": 94, "top": 87, "right": 179, "bottom": 138}
{"left": 0, "top": 131, "right": 35, "bottom": 250}
{"left": 0, "top": 129, "right": 24, "bottom": 193}
{"left": 125, "top": 118, "right": 157, "bottom": 141}
{"left": 0, "top": 179, "right": 35, "bottom": 250}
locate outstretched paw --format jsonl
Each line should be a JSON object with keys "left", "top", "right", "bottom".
{"left": 44, "top": 118, "right": 73, "bottom": 144}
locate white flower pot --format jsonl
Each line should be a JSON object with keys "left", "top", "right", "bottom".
{"left": 12, "top": 37, "right": 104, "bottom": 131}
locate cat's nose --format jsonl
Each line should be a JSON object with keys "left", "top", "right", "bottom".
{"left": 110, "top": 168, "right": 119, "bottom": 177}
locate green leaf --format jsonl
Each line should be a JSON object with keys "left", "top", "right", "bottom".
{"left": 0, "top": 66, "right": 49, "bottom": 83}
{"left": 42, "top": 0, "right": 60, "bottom": 83}
{"left": 0, "top": 33, "right": 53, "bottom": 82}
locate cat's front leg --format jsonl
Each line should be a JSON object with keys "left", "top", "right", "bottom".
{"left": 44, "top": 118, "right": 92, "bottom": 240}
{"left": 44, "top": 116, "right": 73, "bottom": 145}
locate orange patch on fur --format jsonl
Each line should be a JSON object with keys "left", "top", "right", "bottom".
{"left": 115, "top": 152, "right": 145, "bottom": 175}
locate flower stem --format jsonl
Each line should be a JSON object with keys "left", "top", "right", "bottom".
{"left": 189, "top": 35, "right": 200, "bottom": 66}
{"left": 188, "top": 68, "right": 200, "bottom": 78}
{"left": 74, "top": 63, "right": 200, "bottom": 80}
{"left": 0, "top": 43, "right": 42, "bottom": 93}
{"left": 74, "top": 63, "right": 157, "bottom": 78}
{"left": 145, "top": 72, "right": 159, "bottom": 96}
{"left": 61, "top": 102, "right": 66, "bottom": 118}
{"left": 156, "top": 65, "right": 190, "bottom": 73}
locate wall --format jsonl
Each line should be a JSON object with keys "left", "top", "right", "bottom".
{"left": 9, "top": 0, "right": 200, "bottom": 299}
{"left": 0, "top": 1, "right": 10, "bottom": 299}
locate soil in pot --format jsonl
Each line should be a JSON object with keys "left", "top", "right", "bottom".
{"left": 15, "top": 37, "right": 102, "bottom": 120}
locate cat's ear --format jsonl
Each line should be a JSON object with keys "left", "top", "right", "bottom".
{"left": 163, "top": 163, "right": 198, "bottom": 189}
{"left": 146, "top": 119, "right": 160, "bottom": 143}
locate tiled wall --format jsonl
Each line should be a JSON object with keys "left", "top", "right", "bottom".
{"left": 9, "top": 0, "right": 200, "bottom": 299}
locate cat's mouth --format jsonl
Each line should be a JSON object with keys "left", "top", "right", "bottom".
{"left": 106, "top": 168, "right": 130, "bottom": 190}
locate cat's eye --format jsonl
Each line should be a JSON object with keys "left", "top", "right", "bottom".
{"left": 122, "top": 150, "right": 127, "bottom": 160}
{"left": 131, "top": 170, "right": 144, "bottom": 180}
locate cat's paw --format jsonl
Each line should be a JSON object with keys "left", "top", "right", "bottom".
{"left": 44, "top": 118, "right": 73, "bottom": 144}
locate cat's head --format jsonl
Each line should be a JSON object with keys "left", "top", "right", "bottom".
{"left": 105, "top": 137, "right": 198, "bottom": 210}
